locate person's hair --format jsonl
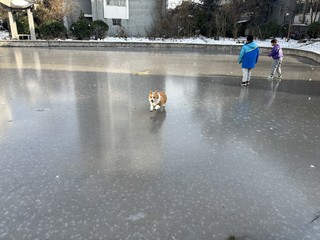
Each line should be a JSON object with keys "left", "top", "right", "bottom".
{"left": 246, "top": 35, "right": 253, "bottom": 42}
{"left": 271, "top": 38, "right": 277, "bottom": 44}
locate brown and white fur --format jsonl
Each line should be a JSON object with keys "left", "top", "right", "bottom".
{"left": 148, "top": 90, "right": 167, "bottom": 112}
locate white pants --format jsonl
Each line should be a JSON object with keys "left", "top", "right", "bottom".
{"left": 242, "top": 68, "right": 252, "bottom": 82}
{"left": 271, "top": 58, "right": 283, "bottom": 77}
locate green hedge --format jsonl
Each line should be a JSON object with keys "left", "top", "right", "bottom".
{"left": 39, "top": 21, "right": 67, "bottom": 39}
{"left": 70, "top": 12, "right": 92, "bottom": 40}
{"left": 259, "top": 22, "right": 279, "bottom": 39}
{"left": 308, "top": 22, "right": 320, "bottom": 39}
{"left": 92, "top": 20, "right": 109, "bottom": 40}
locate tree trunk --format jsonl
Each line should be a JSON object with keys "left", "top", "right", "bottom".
{"left": 311, "top": 0, "right": 320, "bottom": 23}
{"left": 302, "top": 0, "right": 309, "bottom": 23}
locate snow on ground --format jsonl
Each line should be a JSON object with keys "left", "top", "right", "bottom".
{"left": 1, "top": 30, "right": 320, "bottom": 54}
{"left": 102, "top": 36, "right": 320, "bottom": 54}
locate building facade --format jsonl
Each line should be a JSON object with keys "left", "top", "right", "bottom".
{"left": 65, "top": 0, "right": 167, "bottom": 37}
{"left": 293, "top": 0, "right": 320, "bottom": 24}
{"left": 268, "top": 0, "right": 319, "bottom": 26}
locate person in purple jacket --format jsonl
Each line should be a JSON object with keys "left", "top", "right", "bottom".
{"left": 268, "top": 38, "right": 283, "bottom": 80}
{"left": 238, "top": 35, "right": 259, "bottom": 87}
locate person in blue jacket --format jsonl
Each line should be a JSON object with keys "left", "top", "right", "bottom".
{"left": 238, "top": 35, "right": 259, "bottom": 86}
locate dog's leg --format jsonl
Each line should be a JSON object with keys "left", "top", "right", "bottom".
{"left": 150, "top": 103, "right": 154, "bottom": 112}
{"left": 155, "top": 105, "right": 160, "bottom": 111}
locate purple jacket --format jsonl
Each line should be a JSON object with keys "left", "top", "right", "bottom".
{"left": 268, "top": 44, "right": 283, "bottom": 59}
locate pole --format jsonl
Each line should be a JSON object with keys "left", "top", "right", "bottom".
{"left": 8, "top": 10, "right": 18, "bottom": 39}
{"left": 27, "top": 8, "right": 36, "bottom": 40}
{"left": 286, "top": 14, "right": 291, "bottom": 41}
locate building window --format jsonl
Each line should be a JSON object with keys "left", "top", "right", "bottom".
{"left": 107, "top": 0, "right": 126, "bottom": 6}
{"left": 104, "top": 0, "right": 129, "bottom": 20}
{"left": 112, "top": 19, "right": 122, "bottom": 26}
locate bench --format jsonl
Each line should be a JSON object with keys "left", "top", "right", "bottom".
{"left": 18, "top": 34, "right": 31, "bottom": 40}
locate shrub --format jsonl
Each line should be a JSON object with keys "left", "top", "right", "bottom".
{"left": 92, "top": 20, "right": 109, "bottom": 40}
{"left": 1, "top": 19, "right": 8, "bottom": 30}
{"left": 39, "top": 20, "right": 67, "bottom": 39}
{"left": 279, "top": 24, "right": 289, "bottom": 38}
{"left": 70, "top": 12, "right": 92, "bottom": 40}
{"left": 308, "top": 22, "right": 320, "bottom": 39}
{"left": 16, "top": 14, "right": 30, "bottom": 34}
{"left": 259, "top": 22, "right": 279, "bottom": 39}
{"left": 116, "top": 26, "right": 127, "bottom": 38}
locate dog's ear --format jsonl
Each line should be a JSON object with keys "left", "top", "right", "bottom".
{"left": 149, "top": 90, "right": 153, "bottom": 94}
{"left": 154, "top": 90, "right": 158, "bottom": 94}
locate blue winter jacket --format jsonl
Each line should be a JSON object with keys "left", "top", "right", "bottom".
{"left": 238, "top": 41, "right": 259, "bottom": 69}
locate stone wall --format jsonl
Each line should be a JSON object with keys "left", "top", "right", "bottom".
{"left": 0, "top": 40, "right": 319, "bottom": 63}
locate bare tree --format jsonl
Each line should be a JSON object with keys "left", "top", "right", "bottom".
{"left": 35, "top": 0, "right": 78, "bottom": 23}
{"left": 310, "top": 0, "right": 320, "bottom": 23}
{"left": 225, "top": 0, "right": 242, "bottom": 38}
{"left": 199, "top": 0, "right": 221, "bottom": 37}
{"left": 301, "top": 0, "right": 309, "bottom": 23}
{"left": 146, "top": 0, "right": 171, "bottom": 38}
{"left": 176, "top": 1, "right": 198, "bottom": 37}
{"left": 215, "top": 5, "right": 228, "bottom": 38}
{"left": 295, "top": 0, "right": 319, "bottom": 24}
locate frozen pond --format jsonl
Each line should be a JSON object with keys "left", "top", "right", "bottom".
{"left": 0, "top": 47, "right": 320, "bottom": 240}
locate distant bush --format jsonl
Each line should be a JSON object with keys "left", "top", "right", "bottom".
{"left": 39, "top": 20, "right": 67, "bottom": 39}
{"left": 70, "top": 12, "right": 92, "bottom": 40}
{"left": 279, "top": 24, "right": 289, "bottom": 39}
{"left": 0, "top": 19, "right": 8, "bottom": 30}
{"left": 16, "top": 14, "right": 30, "bottom": 34}
{"left": 116, "top": 26, "right": 127, "bottom": 38}
{"left": 259, "top": 22, "right": 279, "bottom": 39}
{"left": 92, "top": 20, "right": 109, "bottom": 40}
{"left": 308, "top": 22, "right": 320, "bottom": 39}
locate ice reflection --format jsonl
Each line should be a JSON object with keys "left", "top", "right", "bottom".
{"left": 12, "top": 48, "right": 42, "bottom": 83}
{"left": 33, "top": 51, "right": 42, "bottom": 80}
{"left": 266, "top": 79, "right": 281, "bottom": 108}
{"left": 0, "top": 87, "right": 13, "bottom": 131}
{"left": 14, "top": 49, "right": 24, "bottom": 80}
{"left": 150, "top": 109, "right": 166, "bottom": 134}
{"left": 75, "top": 72, "right": 165, "bottom": 174}
{"left": 1, "top": 47, "right": 320, "bottom": 240}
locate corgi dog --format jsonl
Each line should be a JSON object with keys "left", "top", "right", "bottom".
{"left": 148, "top": 90, "right": 167, "bottom": 112}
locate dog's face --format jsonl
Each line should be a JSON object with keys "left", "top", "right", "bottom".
{"left": 148, "top": 90, "right": 159, "bottom": 104}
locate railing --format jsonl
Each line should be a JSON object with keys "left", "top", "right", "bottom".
{"left": 18, "top": 34, "right": 31, "bottom": 40}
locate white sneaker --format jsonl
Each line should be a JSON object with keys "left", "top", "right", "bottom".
{"left": 267, "top": 75, "right": 274, "bottom": 80}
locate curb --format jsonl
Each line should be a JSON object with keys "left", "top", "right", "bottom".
{"left": 1, "top": 40, "right": 319, "bottom": 63}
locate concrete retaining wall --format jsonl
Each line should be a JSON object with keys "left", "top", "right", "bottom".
{"left": 0, "top": 40, "right": 319, "bottom": 63}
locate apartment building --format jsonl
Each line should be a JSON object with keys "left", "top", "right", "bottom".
{"left": 65, "top": 0, "right": 167, "bottom": 37}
